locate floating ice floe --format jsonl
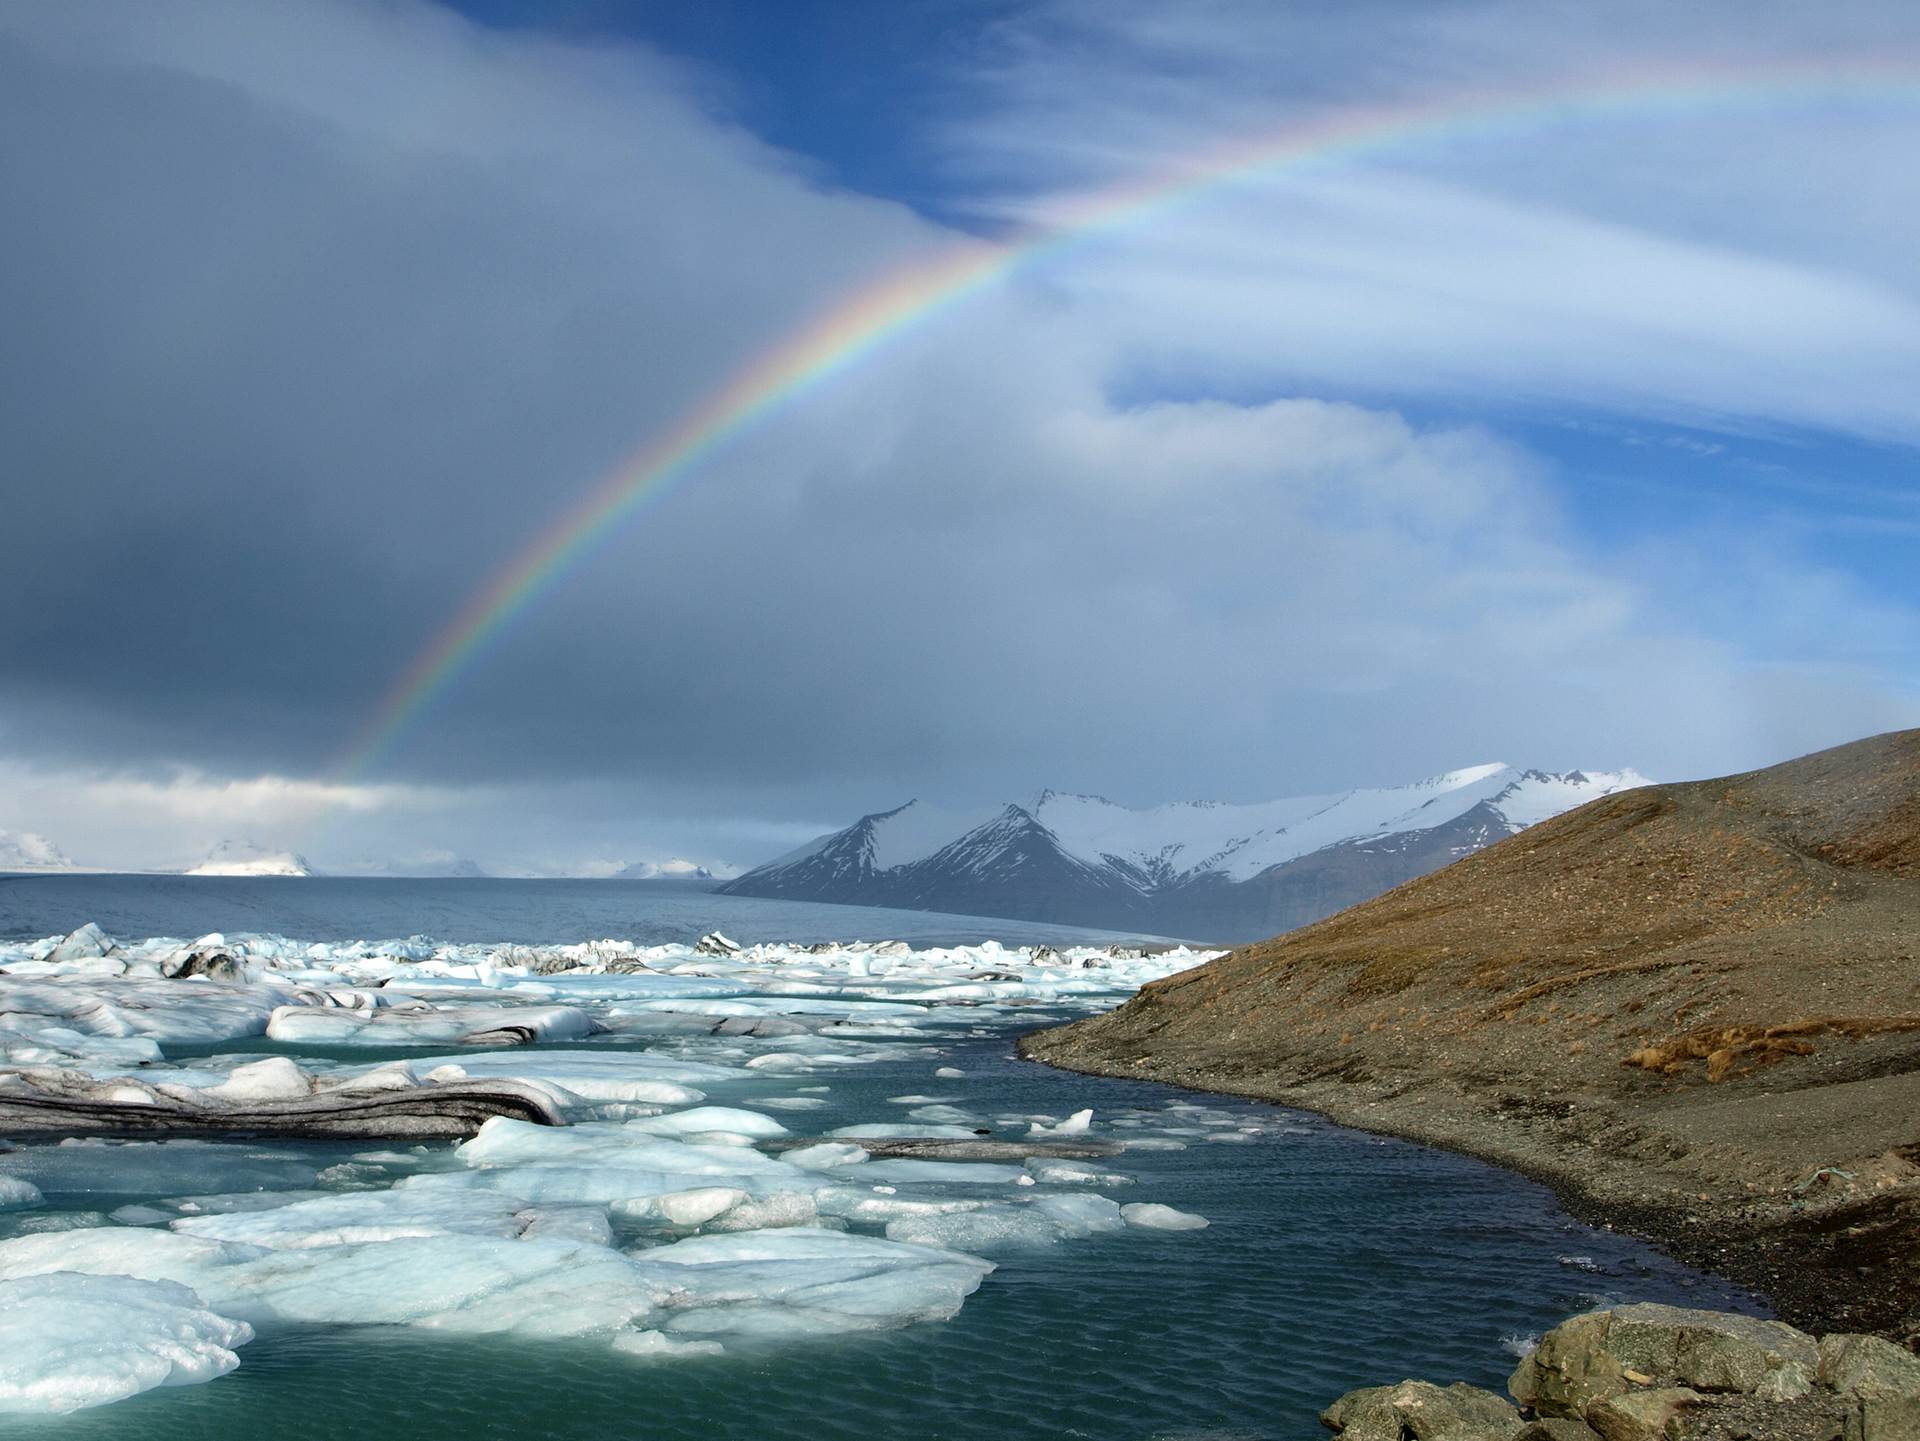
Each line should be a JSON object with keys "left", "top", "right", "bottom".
{"left": 0, "top": 924, "right": 1230, "bottom": 1412}
{"left": 0, "top": 1177, "right": 43, "bottom": 1211}
{"left": 0, "top": 1271, "right": 253, "bottom": 1415}
{"left": 1120, "top": 1203, "right": 1210, "bottom": 1230}
{"left": 266, "top": 1002, "right": 594, "bottom": 1047}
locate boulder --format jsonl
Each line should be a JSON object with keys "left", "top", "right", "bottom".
{"left": 1323, "top": 1380, "right": 1524, "bottom": 1441}
{"left": 1821, "top": 1336, "right": 1920, "bottom": 1441}
{"left": 1820, "top": 1337, "right": 1920, "bottom": 1403}
{"left": 1515, "top": 1420, "right": 1605, "bottom": 1441}
{"left": 1845, "top": 1397, "right": 1920, "bottom": 1441}
{"left": 1585, "top": 1388, "right": 1703, "bottom": 1441}
{"left": 1512, "top": 1313, "right": 1630, "bottom": 1417}
{"left": 1513, "top": 1307, "right": 1818, "bottom": 1417}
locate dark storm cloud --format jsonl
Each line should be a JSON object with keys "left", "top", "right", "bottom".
{"left": 0, "top": 6, "right": 944, "bottom": 779}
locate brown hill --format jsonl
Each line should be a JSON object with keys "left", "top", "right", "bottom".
{"left": 1023, "top": 729, "right": 1920, "bottom": 1339}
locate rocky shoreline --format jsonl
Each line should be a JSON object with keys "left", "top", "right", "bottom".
{"left": 1019, "top": 1035, "right": 1918, "bottom": 1342}
{"left": 1316, "top": 1302, "right": 1919, "bottom": 1441}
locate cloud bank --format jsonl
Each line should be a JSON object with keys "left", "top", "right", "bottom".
{"left": 1, "top": 0, "right": 1914, "bottom": 871}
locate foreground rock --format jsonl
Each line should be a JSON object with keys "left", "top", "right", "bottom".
{"left": 1324, "top": 1380, "right": 1522, "bottom": 1441}
{"left": 1323, "top": 1305, "right": 1920, "bottom": 1441}
{"left": 1025, "top": 729, "right": 1920, "bottom": 1338}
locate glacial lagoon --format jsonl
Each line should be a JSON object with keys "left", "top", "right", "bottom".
{"left": 0, "top": 879, "right": 1758, "bottom": 1438}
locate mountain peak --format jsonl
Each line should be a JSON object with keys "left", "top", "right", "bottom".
{"left": 185, "top": 840, "right": 313, "bottom": 877}
{"left": 0, "top": 828, "right": 75, "bottom": 872}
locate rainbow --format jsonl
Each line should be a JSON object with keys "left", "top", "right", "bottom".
{"left": 335, "top": 55, "right": 1920, "bottom": 778}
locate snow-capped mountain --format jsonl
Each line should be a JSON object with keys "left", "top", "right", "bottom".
{"left": 184, "top": 840, "right": 314, "bottom": 877}
{"left": 720, "top": 765, "right": 1648, "bottom": 940}
{"left": 0, "top": 829, "right": 76, "bottom": 872}
{"left": 615, "top": 859, "right": 717, "bottom": 881}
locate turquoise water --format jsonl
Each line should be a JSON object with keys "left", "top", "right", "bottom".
{"left": 0, "top": 880, "right": 1759, "bottom": 1439}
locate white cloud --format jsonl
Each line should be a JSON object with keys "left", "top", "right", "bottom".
{"left": 937, "top": 0, "right": 1920, "bottom": 439}
{"left": 0, "top": 764, "right": 453, "bottom": 870}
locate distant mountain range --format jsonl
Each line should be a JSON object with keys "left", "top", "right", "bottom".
{"left": 0, "top": 829, "right": 74, "bottom": 873}
{"left": 185, "top": 840, "right": 314, "bottom": 877}
{"left": 719, "top": 764, "right": 1648, "bottom": 940}
{"left": 613, "top": 859, "right": 717, "bottom": 880}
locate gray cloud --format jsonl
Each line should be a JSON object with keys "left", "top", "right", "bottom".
{"left": 1, "top": 0, "right": 1915, "bottom": 873}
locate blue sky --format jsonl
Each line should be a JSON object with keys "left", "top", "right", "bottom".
{"left": 446, "top": 0, "right": 1004, "bottom": 216}
{"left": 0, "top": 0, "right": 1914, "bottom": 872}
{"left": 444, "top": 0, "right": 1920, "bottom": 620}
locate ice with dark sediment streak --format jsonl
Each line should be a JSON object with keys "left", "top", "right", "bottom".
{"left": 0, "top": 928, "right": 1223, "bottom": 1412}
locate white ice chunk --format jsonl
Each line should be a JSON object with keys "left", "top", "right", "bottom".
{"left": 1120, "top": 1202, "right": 1209, "bottom": 1230}
{"left": 171, "top": 1188, "right": 525, "bottom": 1249}
{"left": 1024, "top": 1158, "right": 1132, "bottom": 1187}
{"left": 201, "top": 1057, "right": 311, "bottom": 1104}
{"left": 1028, "top": 1108, "right": 1093, "bottom": 1138}
{"left": 629, "top": 1107, "right": 788, "bottom": 1140}
{"left": 0, "top": 1177, "right": 43, "bottom": 1211}
{"left": 0, "top": 1226, "right": 667, "bottom": 1338}
{"left": 700, "top": 1191, "right": 819, "bottom": 1232}
{"left": 454, "top": 1119, "right": 792, "bottom": 1181}
{"left": 640, "top": 1228, "right": 993, "bottom": 1340}
{"left": 1029, "top": 1192, "right": 1126, "bottom": 1237}
{"left": 780, "top": 1143, "right": 868, "bottom": 1171}
{"left": 884, "top": 1205, "right": 1063, "bottom": 1252}
{"left": 516, "top": 1205, "right": 614, "bottom": 1247}
{"left": 814, "top": 1189, "right": 990, "bottom": 1224}
{"left": 266, "top": 1003, "right": 592, "bottom": 1047}
{"left": 904, "top": 1104, "right": 978, "bottom": 1126}
{"left": 613, "top": 1187, "right": 748, "bottom": 1229}
{"left": 0, "top": 1272, "right": 252, "bottom": 1415}
{"left": 409, "top": 1050, "right": 709, "bottom": 1105}
{"left": 611, "top": 1329, "right": 723, "bottom": 1360}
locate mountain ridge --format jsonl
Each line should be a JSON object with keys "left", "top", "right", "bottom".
{"left": 720, "top": 763, "right": 1647, "bottom": 939}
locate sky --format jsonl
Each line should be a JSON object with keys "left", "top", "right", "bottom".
{"left": 1, "top": 0, "right": 1917, "bottom": 876}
